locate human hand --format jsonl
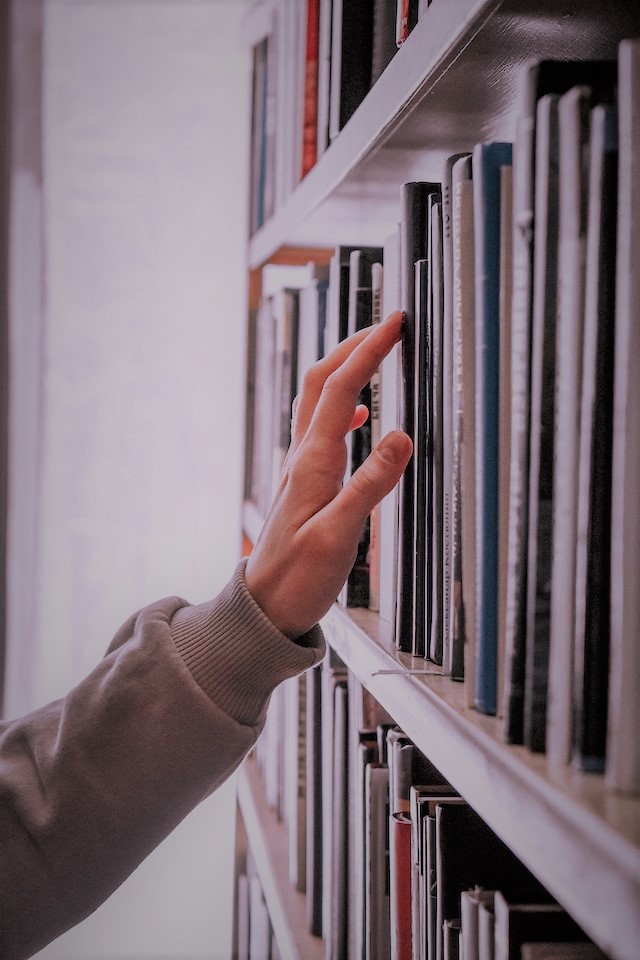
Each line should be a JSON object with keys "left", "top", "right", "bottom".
{"left": 244, "top": 310, "right": 413, "bottom": 639}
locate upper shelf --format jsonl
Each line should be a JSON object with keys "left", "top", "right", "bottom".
{"left": 248, "top": 0, "right": 640, "bottom": 268}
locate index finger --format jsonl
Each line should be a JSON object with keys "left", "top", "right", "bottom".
{"left": 308, "top": 310, "right": 404, "bottom": 445}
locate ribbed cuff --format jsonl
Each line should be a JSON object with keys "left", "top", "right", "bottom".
{"left": 170, "top": 559, "right": 325, "bottom": 727}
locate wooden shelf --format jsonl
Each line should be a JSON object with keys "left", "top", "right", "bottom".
{"left": 321, "top": 603, "right": 640, "bottom": 960}
{"left": 236, "top": 757, "right": 323, "bottom": 960}
{"left": 248, "top": 0, "right": 640, "bottom": 268}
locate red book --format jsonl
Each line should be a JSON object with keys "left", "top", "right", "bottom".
{"left": 301, "top": 0, "right": 320, "bottom": 178}
{"left": 389, "top": 811, "right": 413, "bottom": 960}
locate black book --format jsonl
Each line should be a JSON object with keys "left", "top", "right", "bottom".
{"left": 396, "top": 181, "right": 440, "bottom": 653}
{"left": 435, "top": 802, "right": 547, "bottom": 960}
{"left": 305, "top": 665, "right": 323, "bottom": 936}
{"left": 572, "top": 102, "right": 617, "bottom": 772}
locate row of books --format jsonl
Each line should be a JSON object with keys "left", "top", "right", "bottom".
{"left": 248, "top": 657, "right": 610, "bottom": 960}
{"left": 247, "top": 0, "right": 433, "bottom": 233}
{"left": 244, "top": 41, "right": 640, "bottom": 795}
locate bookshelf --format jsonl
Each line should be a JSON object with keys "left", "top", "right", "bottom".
{"left": 235, "top": 2, "right": 640, "bottom": 960}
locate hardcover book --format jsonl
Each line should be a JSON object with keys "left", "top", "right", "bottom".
{"left": 472, "top": 141, "right": 513, "bottom": 716}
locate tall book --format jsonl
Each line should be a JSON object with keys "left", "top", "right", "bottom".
{"left": 346, "top": 247, "right": 383, "bottom": 607}
{"left": 572, "top": 102, "right": 617, "bottom": 773}
{"left": 441, "top": 153, "right": 471, "bottom": 669}
{"left": 449, "top": 156, "right": 474, "bottom": 687}
{"left": 547, "top": 85, "right": 592, "bottom": 765}
{"left": 369, "top": 260, "right": 384, "bottom": 613}
{"left": 371, "top": 0, "right": 397, "bottom": 84}
{"left": 328, "top": 0, "right": 375, "bottom": 141}
{"left": 379, "top": 228, "right": 402, "bottom": 644}
{"left": 413, "top": 257, "right": 431, "bottom": 657}
{"left": 606, "top": 38, "right": 640, "bottom": 795}
{"left": 305, "top": 665, "right": 324, "bottom": 935}
{"left": 364, "top": 762, "right": 391, "bottom": 960}
{"left": 396, "top": 182, "right": 440, "bottom": 652}
{"left": 430, "top": 203, "right": 445, "bottom": 667}
{"left": 497, "top": 162, "right": 514, "bottom": 718}
{"left": 300, "top": 0, "right": 321, "bottom": 178}
{"left": 316, "top": 0, "right": 333, "bottom": 158}
{"left": 523, "top": 93, "right": 560, "bottom": 752}
{"left": 473, "top": 141, "right": 513, "bottom": 716}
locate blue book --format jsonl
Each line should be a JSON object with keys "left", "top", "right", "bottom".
{"left": 472, "top": 141, "right": 513, "bottom": 715}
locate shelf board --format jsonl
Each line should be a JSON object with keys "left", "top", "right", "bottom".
{"left": 248, "top": 0, "right": 640, "bottom": 267}
{"left": 237, "top": 757, "right": 323, "bottom": 960}
{"left": 322, "top": 603, "right": 640, "bottom": 960}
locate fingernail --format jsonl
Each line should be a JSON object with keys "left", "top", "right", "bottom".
{"left": 378, "top": 432, "right": 411, "bottom": 464}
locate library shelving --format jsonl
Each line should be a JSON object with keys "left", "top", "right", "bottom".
{"left": 234, "top": 2, "right": 640, "bottom": 960}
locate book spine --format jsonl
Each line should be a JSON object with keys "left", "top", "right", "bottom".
{"left": 473, "top": 141, "right": 513, "bottom": 716}
{"left": 606, "top": 38, "right": 640, "bottom": 794}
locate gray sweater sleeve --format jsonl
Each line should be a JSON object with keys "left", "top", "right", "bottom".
{"left": 0, "top": 559, "right": 325, "bottom": 960}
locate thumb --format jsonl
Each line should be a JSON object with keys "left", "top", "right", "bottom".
{"left": 330, "top": 430, "right": 412, "bottom": 533}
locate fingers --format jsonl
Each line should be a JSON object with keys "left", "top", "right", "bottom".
{"left": 291, "top": 310, "right": 403, "bottom": 449}
{"left": 326, "top": 430, "right": 413, "bottom": 537}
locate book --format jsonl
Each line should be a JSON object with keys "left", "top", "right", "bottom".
{"left": 478, "top": 899, "right": 495, "bottom": 960}
{"left": 346, "top": 247, "right": 384, "bottom": 608}
{"left": 316, "top": 0, "right": 333, "bottom": 158}
{"left": 284, "top": 674, "right": 306, "bottom": 891}
{"left": 430, "top": 202, "right": 445, "bottom": 667}
{"left": 493, "top": 892, "right": 585, "bottom": 960}
{"left": 472, "top": 141, "right": 513, "bottom": 716}
{"left": 364, "top": 763, "right": 392, "bottom": 960}
{"left": 301, "top": 0, "right": 321, "bottom": 179}
{"left": 329, "top": 680, "right": 349, "bottom": 960}
{"left": 497, "top": 162, "right": 514, "bottom": 720}
{"left": 396, "top": 0, "right": 419, "bottom": 45}
{"left": 369, "top": 259, "right": 385, "bottom": 612}
{"left": 572, "top": 102, "right": 617, "bottom": 773}
{"left": 329, "top": 0, "right": 375, "bottom": 141}
{"left": 523, "top": 93, "right": 560, "bottom": 752}
{"left": 461, "top": 888, "right": 495, "bottom": 960}
{"left": 306, "top": 665, "right": 324, "bottom": 935}
{"left": 371, "top": 0, "right": 397, "bottom": 84}
{"left": 379, "top": 228, "right": 402, "bottom": 644}
{"left": 449, "top": 156, "right": 474, "bottom": 687}
{"left": 441, "top": 153, "right": 471, "bottom": 669}
{"left": 321, "top": 650, "right": 348, "bottom": 947}
{"left": 548, "top": 84, "right": 592, "bottom": 767}
{"left": 607, "top": 38, "right": 640, "bottom": 795}
{"left": 413, "top": 256, "right": 431, "bottom": 657}
{"left": 396, "top": 181, "right": 440, "bottom": 652}
{"left": 390, "top": 811, "right": 413, "bottom": 960}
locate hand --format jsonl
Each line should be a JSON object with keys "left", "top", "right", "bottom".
{"left": 245, "top": 310, "right": 413, "bottom": 639}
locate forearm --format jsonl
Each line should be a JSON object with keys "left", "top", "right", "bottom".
{"left": 0, "top": 560, "right": 325, "bottom": 960}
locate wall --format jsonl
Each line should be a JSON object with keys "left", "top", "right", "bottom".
{"left": 7, "top": 0, "right": 251, "bottom": 956}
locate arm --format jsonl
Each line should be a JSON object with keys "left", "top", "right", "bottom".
{"left": 0, "top": 311, "right": 411, "bottom": 959}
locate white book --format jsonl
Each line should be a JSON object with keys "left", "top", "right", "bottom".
{"left": 316, "top": 0, "right": 334, "bottom": 159}
{"left": 607, "top": 38, "right": 640, "bottom": 794}
{"left": 547, "top": 85, "right": 591, "bottom": 768}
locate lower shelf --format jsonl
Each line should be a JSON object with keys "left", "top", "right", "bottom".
{"left": 236, "top": 757, "right": 323, "bottom": 960}
{"left": 321, "top": 602, "right": 640, "bottom": 960}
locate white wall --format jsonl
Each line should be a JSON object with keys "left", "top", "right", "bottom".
{"left": 8, "top": 0, "right": 251, "bottom": 956}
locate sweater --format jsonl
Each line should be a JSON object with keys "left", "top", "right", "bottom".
{"left": 0, "top": 559, "right": 326, "bottom": 960}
